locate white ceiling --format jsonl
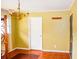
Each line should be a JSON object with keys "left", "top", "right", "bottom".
{"left": 1, "top": 0, "right": 74, "bottom": 12}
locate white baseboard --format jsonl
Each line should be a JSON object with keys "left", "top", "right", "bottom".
{"left": 8, "top": 48, "right": 69, "bottom": 53}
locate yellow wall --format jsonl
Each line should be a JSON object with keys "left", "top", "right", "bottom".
{"left": 11, "top": 12, "right": 29, "bottom": 48}
{"left": 69, "top": 0, "right": 77, "bottom": 59}
{"left": 29, "top": 11, "right": 70, "bottom": 51}
{"left": 42, "top": 14, "right": 70, "bottom": 51}
{"left": 70, "top": 0, "right": 77, "bottom": 33}
{"left": 10, "top": 11, "right": 70, "bottom": 52}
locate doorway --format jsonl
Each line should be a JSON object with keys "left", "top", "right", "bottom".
{"left": 28, "top": 17, "right": 42, "bottom": 50}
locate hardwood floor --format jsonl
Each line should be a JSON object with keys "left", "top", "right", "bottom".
{"left": 2, "top": 49, "right": 70, "bottom": 59}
